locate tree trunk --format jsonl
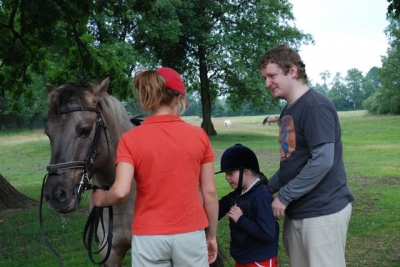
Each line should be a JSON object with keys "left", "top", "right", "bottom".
{"left": 0, "top": 174, "right": 37, "bottom": 212}
{"left": 198, "top": 45, "right": 217, "bottom": 136}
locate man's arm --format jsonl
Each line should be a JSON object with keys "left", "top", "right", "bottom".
{"left": 278, "top": 142, "right": 335, "bottom": 206}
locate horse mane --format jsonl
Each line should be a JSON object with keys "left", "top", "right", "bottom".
{"left": 48, "top": 81, "right": 92, "bottom": 116}
{"left": 47, "top": 80, "right": 132, "bottom": 139}
{"left": 98, "top": 94, "right": 132, "bottom": 138}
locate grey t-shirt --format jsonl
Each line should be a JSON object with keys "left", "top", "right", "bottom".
{"left": 268, "top": 89, "right": 354, "bottom": 219}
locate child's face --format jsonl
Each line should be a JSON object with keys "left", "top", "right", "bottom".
{"left": 225, "top": 170, "right": 240, "bottom": 189}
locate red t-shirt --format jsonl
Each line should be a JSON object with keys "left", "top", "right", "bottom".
{"left": 117, "top": 114, "right": 215, "bottom": 235}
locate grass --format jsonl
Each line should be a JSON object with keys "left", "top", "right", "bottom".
{"left": 0, "top": 111, "right": 400, "bottom": 266}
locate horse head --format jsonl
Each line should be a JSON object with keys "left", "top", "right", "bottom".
{"left": 43, "top": 75, "right": 132, "bottom": 213}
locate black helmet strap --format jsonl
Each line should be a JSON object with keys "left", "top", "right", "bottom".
{"left": 235, "top": 169, "right": 244, "bottom": 193}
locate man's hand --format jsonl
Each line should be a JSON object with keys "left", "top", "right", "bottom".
{"left": 272, "top": 197, "right": 287, "bottom": 220}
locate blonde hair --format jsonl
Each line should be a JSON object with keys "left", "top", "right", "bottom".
{"left": 134, "top": 70, "right": 186, "bottom": 114}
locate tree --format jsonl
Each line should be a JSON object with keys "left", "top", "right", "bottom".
{"left": 345, "top": 68, "right": 365, "bottom": 109}
{"left": 313, "top": 82, "right": 327, "bottom": 97}
{"left": 314, "top": 70, "right": 331, "bottom": 96}
{"left": 0, "top": 0, "right": 152, "bottom": 128}
{"left": 365, "top": 17, "right": 400, "bottom": 114}
{"left": 363, "top": 67, "right": 380, "bottom": 102}
{"left": 388, "top": 0, "right": 400, "bottom": 18}
{"left": 0, "top": 174, "right": 37, "bottom": 212}
{"left": 328, "top": 72, "right": 352, "bottom": 110}
{"left": 1, "top": 0, "right": 313, "bottom": 135}
{"left": 132, "top": 0, "right": 313, "bottom": 135}
{"left": 365, "top": 0, "right": 400, "bottom": 114}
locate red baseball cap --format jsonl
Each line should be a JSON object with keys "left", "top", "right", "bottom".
{"left": 156, "top": 67, "right": 188, "bottom": 107}
{"left": 156, "top": 67, "right": 186, "bottom": 95}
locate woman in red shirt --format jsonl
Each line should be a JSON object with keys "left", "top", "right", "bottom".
{"left": 91, "top": 67, "right": 219, "bottom": 266}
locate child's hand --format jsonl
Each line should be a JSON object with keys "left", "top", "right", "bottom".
{"left": 227, "top": 205, "right": 243, "bottom": 223}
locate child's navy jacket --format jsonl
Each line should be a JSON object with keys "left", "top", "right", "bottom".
{"left": 219, "top": 180, "right": 279, "bottom": 264}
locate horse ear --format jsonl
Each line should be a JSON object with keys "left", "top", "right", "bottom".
{"left": 95, "top": 74, "right": 110, "bottom": 97}
{"left": 46, "top": 84, "right": 57, "bottom": 96}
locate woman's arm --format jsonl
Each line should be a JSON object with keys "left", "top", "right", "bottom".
{"left": 91, "top": 162, "right": 134, "bottom": 207}
{"left": 200, "top": 161, "right": 219, "bottom": 264}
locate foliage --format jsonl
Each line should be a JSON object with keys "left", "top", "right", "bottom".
{"left": 313, "top": 70, "right": 331, "bottom": 96}
{"left": 363, "top": 2, "right": 400, "bottom": 115}
{"left": 388, "top": 0, "right": 400, "bottom": 18}
{"left": 365, "top": 17, "right": 400, "bottom": 115}
{"left": 4, "top": 0, "right": 398, "bottom": 129}
{"left": 0, "top": 0, "right": 313, "bottom": 136}
{"left": 0, "top": 0, "right": 149, "bottom": 129}
{"left": 308, "top": 68, "right": 381, "bottom": 112}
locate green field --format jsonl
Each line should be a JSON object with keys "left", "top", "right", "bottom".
{"left": 1, "top": 110, "right": 399, "bottom": 266}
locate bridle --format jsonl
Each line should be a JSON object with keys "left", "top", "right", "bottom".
{"left": 46, "top": 107, "right": 109, "bottom": 199}
{"left": 40, "top": 107, "right": 114, "bottom": 266}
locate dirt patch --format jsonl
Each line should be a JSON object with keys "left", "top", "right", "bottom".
{"left": 0, "top": 130, "right": 47, "bottom": 145}
{"left": 349, "top": 176, "right": 400, "bottom": 213}
{"left": 351, "top": 176, "right": 398, "bottom": 185}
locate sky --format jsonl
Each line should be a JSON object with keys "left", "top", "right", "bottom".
{"left": 289, "top": 0, "right": 390, "bottom": 84}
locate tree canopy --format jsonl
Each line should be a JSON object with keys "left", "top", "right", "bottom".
{"left": 0, "top": 0, "right": 313, "bottom": 135}
{"left": 358, "top": 4, "right": 400, "bottom": 115}
{"left": 364, "top": 17, "right": 400, "bottom": 114}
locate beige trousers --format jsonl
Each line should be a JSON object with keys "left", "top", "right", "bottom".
{"left": 283, "top": 203, "right": 352, "bottom": 267}
{"left": 131, "top": 230, "right": 208, "bottom": 267}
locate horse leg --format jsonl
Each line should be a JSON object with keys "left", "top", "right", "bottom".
{"left": 102, "top": 244, "right": 130, "bottom": 267}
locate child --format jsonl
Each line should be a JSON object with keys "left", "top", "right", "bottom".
{"left": 216, "top": 144, "right": 279, "bottom": 267}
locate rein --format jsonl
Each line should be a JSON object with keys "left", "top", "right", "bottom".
{"left": 40, "top": 107, "right": 114, "bottom": 266}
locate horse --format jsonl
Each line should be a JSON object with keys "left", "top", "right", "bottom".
{"left": 262, "top": 115, "right": 280, "bottom": 126}
{"left": 42, "top": 75, "right": 226, "bottom": 267}
{"left": 224, "top": 120, "right": 232, "bottom": 128}
{"left": 42, "top": 75, "right": 135, "bottom": 266}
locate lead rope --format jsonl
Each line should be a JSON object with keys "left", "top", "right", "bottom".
{"left": 39, "top": 175, "right": 114, "bottom": 266}
{"left": 39, "top": 173, "right": 64, "bottom": 267}
{"left": 82, "top": 185, "right": 113, "bottom": 265}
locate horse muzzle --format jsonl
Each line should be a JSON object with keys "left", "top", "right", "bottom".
{"left": 43, "top": 176, "right": 82, "bottom": 213}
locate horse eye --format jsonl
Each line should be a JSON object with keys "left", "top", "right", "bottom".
{"left": 80, "top": 127, "right": 92, "bottom": 138}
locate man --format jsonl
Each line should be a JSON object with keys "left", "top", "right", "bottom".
{"left": 257, "top": 44, "right": 354, "bottom": 267}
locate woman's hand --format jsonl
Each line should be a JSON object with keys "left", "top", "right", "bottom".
{"left": 206, "top": 237, "right": 218, "bottom": 264}
{"left": 91, "top": 188, "right": 107, "bottom": 207}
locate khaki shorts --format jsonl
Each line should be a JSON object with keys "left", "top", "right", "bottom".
{"left": 131, "top": 230, "right": 208, "bottom": 267}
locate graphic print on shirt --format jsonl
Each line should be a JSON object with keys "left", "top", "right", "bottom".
{"left": 279, "top": 115, "right": 296, "bottom": 160}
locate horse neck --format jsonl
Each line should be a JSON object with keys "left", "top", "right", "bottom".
{"left": 93, "top": 99, "right": 133, "bottom": 186}
{"left": 93, "top": 163, "right": 116, "bottom": 186}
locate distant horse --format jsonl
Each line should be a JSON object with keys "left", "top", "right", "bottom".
{"left": 224, "top": 120, "right": 232, "bottom": 128}
{"left": 262, "top": 115, "right": 280, "bottom": 126}
{"left": 41, "top": 75, "right": 225, "bottom": 267}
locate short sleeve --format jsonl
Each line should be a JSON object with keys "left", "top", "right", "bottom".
{"left": 116, "top": 134, "right": 135, "bottom": 166}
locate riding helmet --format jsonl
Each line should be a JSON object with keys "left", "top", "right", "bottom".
{"left": 215, "top": 144, "right": 260, "bottom": 174}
